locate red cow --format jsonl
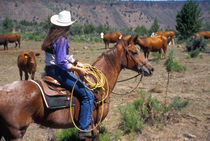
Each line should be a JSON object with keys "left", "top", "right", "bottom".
{"left": 100, "top": 32, "right": 122, "bottom": 49}
{"left": 17, "top": 51, "right": 40, "bottom": 80}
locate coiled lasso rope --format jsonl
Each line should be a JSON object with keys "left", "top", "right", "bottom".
{"left": 69, "top": 63, "right": 109, "bottom": 132}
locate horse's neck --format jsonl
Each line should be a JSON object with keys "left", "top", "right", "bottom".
{"left": 137, "top": 38, "right": 146, "bottom": 47}
{"left": 93, "top": 47, "right": 123, "bottom": 91}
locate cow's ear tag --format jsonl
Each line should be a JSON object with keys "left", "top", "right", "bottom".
{"left": 24, "top": 56, "right": 28, "bottom": 59}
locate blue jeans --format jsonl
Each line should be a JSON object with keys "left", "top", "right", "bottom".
{"left": 45, "top": 65, "right": 94, "bottom": 130}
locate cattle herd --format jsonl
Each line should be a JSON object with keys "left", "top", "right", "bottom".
{"left": 101, "top": 30, "right": 210, "bottom": 59}
{"left": 0, "top": 31, "right": 209, "bottom": 80}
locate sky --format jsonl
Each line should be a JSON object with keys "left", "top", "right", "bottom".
{"left": 121, "top": 0, "right": 207, "bottom": 1}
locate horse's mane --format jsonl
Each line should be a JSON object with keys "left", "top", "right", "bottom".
{"left": 93, "top": 40, "right": 126, "bottom": 66}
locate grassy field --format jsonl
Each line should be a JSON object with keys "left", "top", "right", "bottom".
{"left": 0, "top": 40, "right": 209, "bottom": 141}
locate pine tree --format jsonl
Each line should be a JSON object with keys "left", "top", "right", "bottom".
{"left": 176, "top": 0, "right": 202, "bottom": 38}
{"left": 149, "top": 17, "right": 159, "bottom": 35}
{"left": 134, "top": 25, "right": 148, "bottom": 36}
{"left": 2, "top": 17, "right": 14, "bottom": 32}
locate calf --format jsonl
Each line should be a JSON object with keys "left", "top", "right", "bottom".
{"left": 17, "top": 51, "right": 40, "bottom": 80}
{"left": 100, "top": 32, "right": 122, "bottom": 49}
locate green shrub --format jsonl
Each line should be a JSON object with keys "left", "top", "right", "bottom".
{"left": 176, "top": 39, "right": 185, "bottom": 44}
{"left": 119, "top": 90, "right": 168, "bottom": 133}
{"left": 114, "top": 129, "right": 123, "bottom": 141}
{"left": 21, "top": 32, "right": 46, "bottom": 41}
{"left": 54, "top": 128, "right": 80, "bottom": 141}
{"left": 188, "top": 49, "right": 200, "bottom": 58}
{"left": 151, "top": 52, "right": 162, "bottom": 60}
{"left": 73, "top": 34, "right": 102, "bottom": 43}
{"left": 169, "top": 96, "right": 189, "bottom": 111}
{"left": 99, "top": 132, "right": 111, "bottom": 141}
{"left": 171, "top": 62, "right": 186, "bottom": 72}
{"left": 164, "top": 51, "right": 186, "bottom": 73}
{"left": 99, "top": 126, "right": 111, "bottom": 141}
{"left": 186, "top": 36, "right": 207, "bottom": 52}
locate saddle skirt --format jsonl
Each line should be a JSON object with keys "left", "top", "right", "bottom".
{"left": 31, "top": 76, "right": 75, "bottom": 109}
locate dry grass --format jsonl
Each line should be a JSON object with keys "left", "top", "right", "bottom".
{"left": 0, "top": 41, "right": 209, "bottom": 141}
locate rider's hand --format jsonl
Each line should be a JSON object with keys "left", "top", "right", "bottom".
{"left": 77, "top": 67, "right": 88, "bottom": 76}
{"left": 71, "top": 66, "right": 88, "bottom": 77}
{"left": 77, "top": 62, "right": 83, "bottom": 68}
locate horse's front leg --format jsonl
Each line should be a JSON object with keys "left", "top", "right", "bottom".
{"left": 3, "top": 126, "right": 26, "bottom": 141}
{"left": 159, "top": 50, "right": 162, "bottom": 59}
{"left": 147, "top": 51, "right": 150, "bottom": 59}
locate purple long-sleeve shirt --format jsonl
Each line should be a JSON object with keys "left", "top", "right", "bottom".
{"left": 45, "top": 36, "right": 73, "bottom": 70}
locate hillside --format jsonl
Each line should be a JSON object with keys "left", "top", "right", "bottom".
{"left": 0, "top": 0, "right": 209, "bottom": 29}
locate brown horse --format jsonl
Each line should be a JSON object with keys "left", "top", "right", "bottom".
{"left": 196, "top": 31, "right": 210, "bottom": 39}
{"left": 152, "top": 31, "right": 175, "bottom": 45}
{"left": 0, "top": 35, "right": 153, "bottom": 141}
{"left": 100, "top": 32, "right": 122, "bottom": 49}
{"left": 1, "top": 33, "right": 21, "bottom": 49}
{"left": 121, "top": 34, "right": 132, "bottom": 41}
{"left": 135, "top": 36, "right": 168, "bottom": 59}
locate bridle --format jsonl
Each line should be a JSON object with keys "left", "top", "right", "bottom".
{"left": 122, "top": 44, "right": 149, "bottom": 73}
{"left": 112, "top": 44, "right": 148, "bottom": 95}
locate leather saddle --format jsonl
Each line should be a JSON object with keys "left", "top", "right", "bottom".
{"left": 38, "top": 75, "right": 104, "bottom": 109}
{"left": 37, "top": 76, "right": 75, "bottom": 109}
{"left": 41, "top": 76, "right": 69, "bottom": 96}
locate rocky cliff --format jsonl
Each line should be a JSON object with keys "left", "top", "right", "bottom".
{"left": 0, "top": 0, "right": 209, "bottom": 29}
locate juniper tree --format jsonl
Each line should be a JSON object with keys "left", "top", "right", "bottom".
{"left": 176, "top": 0, "right": 203, "bottom": 38}
{"left": 2, "top": 17, "right": 14, "bottom": 32}
{"left": 149, "top": 17, "right": 159, "bottom": 35}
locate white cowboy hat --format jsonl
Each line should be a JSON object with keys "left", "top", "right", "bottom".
{"left": 50, "top": 10, "right": 76, "bottom": 27}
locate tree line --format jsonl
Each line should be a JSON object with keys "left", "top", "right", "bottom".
{"left": 0, "top": 0, "right": 208, "bottom": 41}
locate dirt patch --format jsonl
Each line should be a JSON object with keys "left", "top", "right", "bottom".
{"left": 0, "top": 41, "right": 209, "bottom": 141}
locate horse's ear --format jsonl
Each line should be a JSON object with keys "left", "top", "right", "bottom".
{"left": 127, "top": 35, "right": 133, "bottom": 45}
{"left": 128, "top": 35, "right": 138, "bottom": 45}
{"left": 133, "top": 35, "right": 138, "bottom": 44}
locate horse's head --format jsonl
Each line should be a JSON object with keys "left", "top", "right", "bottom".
{"left": 120, "top": 35, "right": 154, "bottom": 76}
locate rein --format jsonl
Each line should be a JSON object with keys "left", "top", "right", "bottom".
{"left": 112, "top": 74, "right": 143, "bottom": 95}
{"left": 117, "top": 73, "right": 141, "bottom": 83}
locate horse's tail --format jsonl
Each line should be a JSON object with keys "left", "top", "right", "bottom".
{"left": 100, "top": 32, "right": 104, "bottom": 39}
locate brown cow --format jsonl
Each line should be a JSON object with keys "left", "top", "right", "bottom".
{"left": 152, "top": 31, "right": 175, "bottom": 45}
{"left": 100, "top": 32, "right": 122, "bottom": 49}
{"left": 135, "top": 35, "right": 168, "bottom": 59}
{"left": 196, "top": 31, "right": 210, "bottom": 39}
{"left": 2, "top": 33, "right": 21, "bottom": 48}
{"left": 0, "top": 34, "right": 8, "bottom": 50}
{"left": 17, "top": 51, "right": 40, "bottom": 80}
